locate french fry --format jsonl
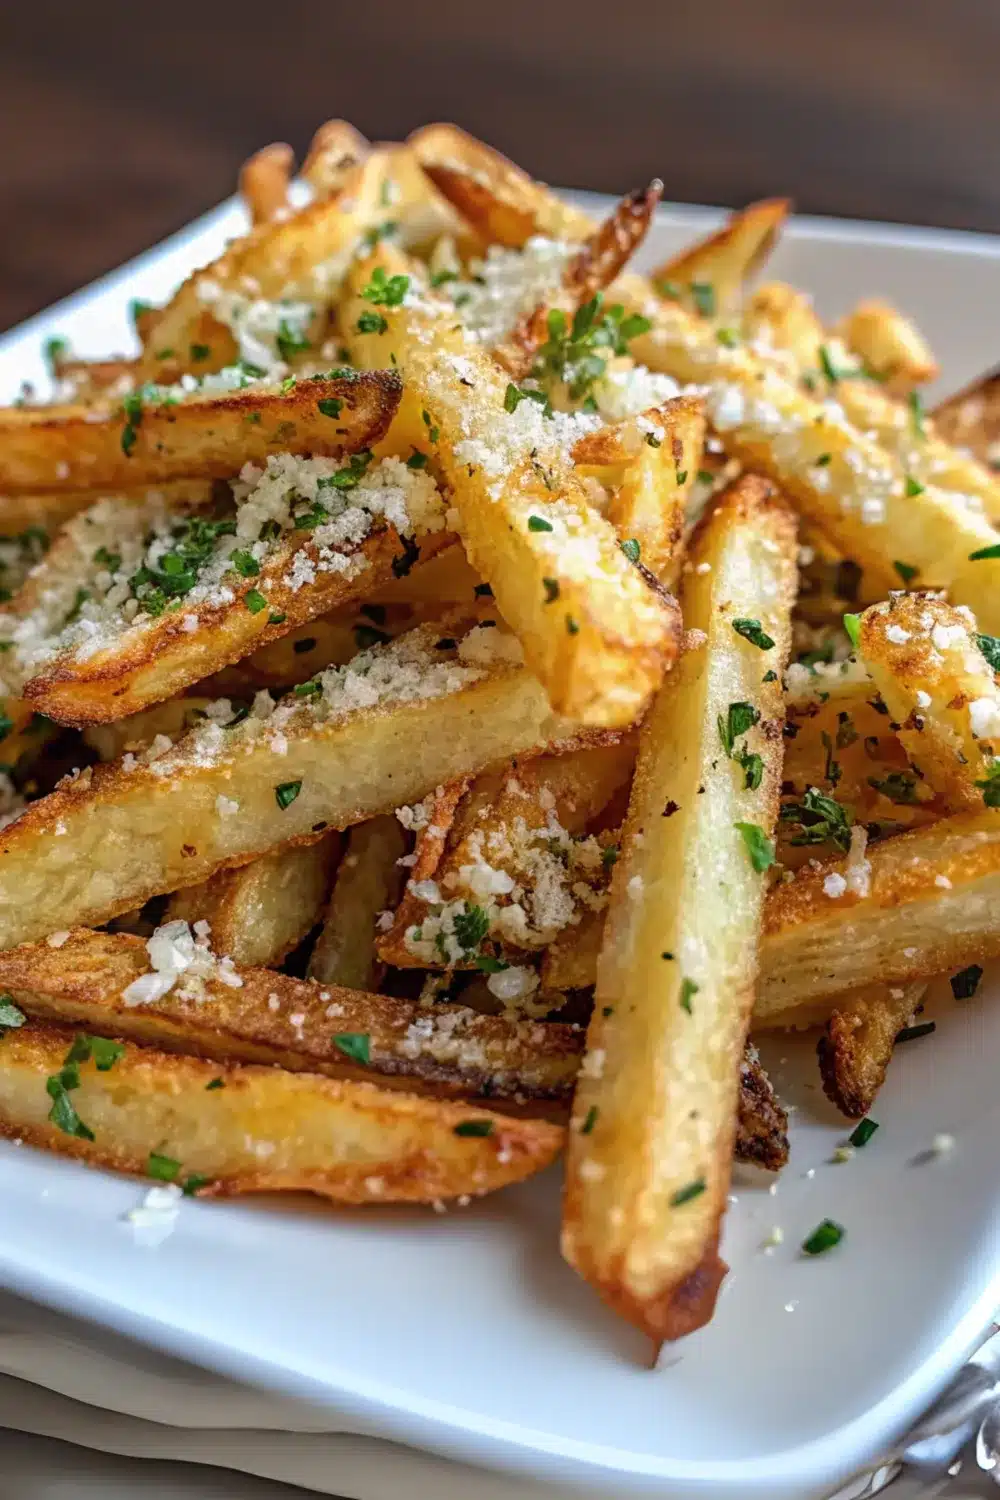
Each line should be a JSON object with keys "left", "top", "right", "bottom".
{"left": 137, "top": 146, "right": 415, "bottom": 381}
{"left": 49, "top": 355, "right": 138, "bottom": 404}
{"left": 758, "top": 807, "right": 1000, "bottom": 1017}
{"left": 82, "top": 697, "right": 222, "bottom": 763}
{"left": 832, "top": 377, "right": 1000, "bottom": 526}
{"left": 571, "top": 395, "right": 706, "bottom": 585}
{"left": 933, "top": 366, "right": 1000, "bottom": 470}
{"left": 0, "top": 929, "right": 784, "bottom": 1161}
{"left": 301, "top": 120, "right": 371, "bottom": 198}
{"left": 308, "top": 815, "right": 406, "bottom": 989}
{"left": 377, "top": 741, "right": 634, "bottom": 970}
{"left": 0, "top": 928, "right": 582, "bottom": 1105}
{"left": 741, "top": 281, "right": 823, "bottom": 375}
{"left": 239, "top": 142, "right": 295, "bottom": 226}
{"left": 494, "top": 183, "right": 663, "bottom": 380}
{"left": 835, "top": 299, "right": 939, "bottom": 392}
{"left": 619, "top": 284, "right": 1000, "bottom": 622}
{"left": 857, "top": 592, "right": 1000, "bottom": 812}
{"left": 817, "top": 980, "right": 928, "bottom": 1118}
{"left": 410, "top": 123, "right": 593, "bottom": 248}
{"left": 0, "top": 371, "right": 400, "bottom": 495}
{"left": 562, "top": 475, "right": 798, "bottom": 1342}
{"left": 0, "top": 620, "right": 601, "bottom": 947}
{"left": 650, "top": 199, "right": 790, "bottom": 316}
{"left": 344, "top": 246, "right": 681, "bottom": 726}
{"left": 0, "top": 479, "right": 213, "bottom": 541}
{"left": 12, "top": 479, "right": 453, "bottom": 727}
{"left": 166, "top": 837, "right": 338, "bottom": 967}
{"left": 0, "top": 1021, "right": 562, "bottom": 1204}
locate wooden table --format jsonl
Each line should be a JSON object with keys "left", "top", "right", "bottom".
{"left": 1, "top": 0, "right": 998, "bottom": 332}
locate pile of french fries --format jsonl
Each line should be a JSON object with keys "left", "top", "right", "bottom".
{"left": 2, "top": 120, "right": 999, "bottom": 1348}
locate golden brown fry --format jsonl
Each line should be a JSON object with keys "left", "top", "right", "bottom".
{"left": 82, "top": 697, "right": 221, "bottom": 762}
{"left": 563, "top": 475, "right": 798, "bottom": 1343}
{"left": 857, "top": 592, "right": 1000, "bottom": 812}
{"left": 759, "top": 808, "right": 1000, "bottom": 1017}
{"left": 620, "top": 284, "right": 1000, "bottom": 621}
{"left": 0, "top": 929, "right": 583, "bottom": 1105}
{"left": 741, "top": 281, "right": 823, "bottom": 376}
{"left": 50, "top": 355, "right": 138, "bottom": 403}
{"left": 377, "top": 741, "right": 634, "bottom": 969}
{"left": 0, "top": 1020, "right": 562, "bottom": 1204}
{"left": 0, "top": 371, "right": 400, "bottom": 495}
{"left": 835, "top": 299, "right": 939, "bottom": 393}
{"left": 650, "top": 199, "right": 790, "bottom": 315}
{"left": 239, "top": 142, "right": 295, "bottom": 226}
{"left": 301, "top": 120, "right": 371, "bottom": 197}
{"left": 0, "top": 620, "right": 600, "bottom": 947}
{"left": 817, "top": 981, "right": 928, "bottom": 1118}
{"left": 166, "top": 837, "right": 338, "bottom": 967}
{"left": 409, "top": 123, "right": 593, "bottom": 248}
{"left": 494, "top": 183, "right": 663, "bottom": 379}
{"left": 933, "top": 366, "right": 1000, "bottom": 470}
{"left": 344, "top": 245, "right": 681, "bottom": 726}
{"left": 308, "top": 815, "right": 406, "bottom": 989}
{"left": 572, "top": 395, "right": 706, "bottom": 586}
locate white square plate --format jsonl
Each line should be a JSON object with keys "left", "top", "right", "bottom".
{"left": 1, "top": 194, "right": 999, "bottom": 1500}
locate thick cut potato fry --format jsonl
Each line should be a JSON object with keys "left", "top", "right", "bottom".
{"left": 0, "top": 372, "right": 400, "bottom": 495}
{"left": 817, "top": 981, "right": 927, "bottom": 1118}
{"left": 933, "top": 367, "right": 1000, "bottom": 470}
{"left": 572, "top": 395, "right": 706, "bottom": 585}
{"left": 344, "top": 247, "right": 681, "bottom": 726}
{"left": 0, "top": 1021, "right": 562, "bottom": 1203}
{"left": 832, "top": 378, "right": 1000, "bottom": 526}
{"left": 239, "top": 142, "right": 295, "bottom": 226}
{"left": 0, "top": 929, "right": 582, "bottom": 1105}
{"left": 613, "top": 280, "right": 1000, "bottom": 620}
{"left": 650, "top": 199, "right": 790, "bottom": 316}
{"left": 562, "top": 475, "right": 798, "bottom": 1342}
{"left": 494, "top": 183, "right": 663, "bottom": 380}
{"left": 857, "top": 592, "right": 1000, "bottom": 812}
{"left": 0, "top": 621, "right": 599, "bottom": 947}
{"left": 82, "top": 697, "right": 221, "bottom": 762}
{"left": 759, "top": 808, "right": 1000, "bottom": 1016}
{"left": 377, "top": 741, "right": 634, "bottom": 969}
{"left": 137, "top": 147, "right": 418, "bottom": 381}
{"left": 0, "top": 479, "right": 215, "bottom": 542}
{"left": 50, "top": 355, "right": 138, "bottom": 404}
{"left": 410, "top": 123, "right": 593, "bottom": 248}
{"left": 301, "top": 120, "right": 371, "bottom": 197}
{"left": 835, "top": 300, "right": 938, "bottom": 392}
{"left": 741, "top": 282, "right": 823, "bottom": 375}
{"left": 308, "top": 815, "right": 406, "bottom": 989}
{"left": 167, "top": 837, "right": 338, "bottom": 966}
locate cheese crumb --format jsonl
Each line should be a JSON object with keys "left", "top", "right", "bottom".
{"left": 823, "top": 872, "right": 847, "bottom": 899}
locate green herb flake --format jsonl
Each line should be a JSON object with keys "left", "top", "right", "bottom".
{"left": 908, "top": 390, "right": 925, "bottom": 437}
{"left": 732, "top": 618, "right": 775, "bottom": 650}
{"left": 734, "top": 821, "right": 776, "bottom": 872}
{"left": 893, "top": 560, "right": 919, "bottom": 584}
{"left": 527, "top": 515, "right": 553, "bottom": 533}
{"left": 356, "top": 311, "right": 388, "bottom": 335}
{"left": 454, "top": 1119, "right": 494, "bottom": 1138}
{"left": 619, "top": 538, "right": 641, "bottom": 564}
{"left": 406, "top": 450, "right": 428, "bottom": 469}
{"left": 690, "top": 282, "right": 716, "bottom": 317}
{"left": 679, "top": 977, "right": 699, "bottom": 1014}
{"left": 317, "top": 397, "right": 343, "bottom": 419}
{"left": 802, "top": 1218, "right": 844, "bottom": 1255}
{"left": 581, "top": 1105, "right": 599, "bottom": 1135}
{"left": 542, "top": 577, "right": 559, "bottom": 603}
{"left": 230, "top": 549, "right": 260, "bottom": 578}
{"left": 452, "top": 902, "right": 489, "bottom": 954}
{"left": 671, "top": 1177, "right": 706, "bottom": 1206}
{"left": 969, "top": 544, "right": 1000, "bottom": 561}
{"left": 244, "top": 588, "right": 268, "bottom": 614}
{"left": 360, "top": 267, "right": 410, "bottom": 308}
{"left": 147, "top": 1151, "right": 181, "bottom": 1182}
{"left": 267, "top": 611, "right": 286, "bottom": 625}
{"left": 904, "top": 475, "right": 924, "bottom": 498}
{"left": 0, "top": 995, "right": 26, "bottom": 1033}
{"left": 849, "top": 1117, "right": 879, "bottom": 1148}
{"left": 843, "top": 613, "right": 862, "bottom": 650}
{"left": 189, "top": 342, "right": 211, "bottom": 362}
{"left": 333, "top": 1032, "right": 371, "bottom": 1065}
{"left": 565, "top": 615, "right": 580, "bottom": 636}
{"left": 182, "top": 1174, "right": 210, "bottom": 1196}
{"left": 274, "top": 780, "right": 302, "bottom": 809}
{"left": 951, "top": 964, "right": 983, "bottom": 1000}
{"left": 205, "top": 1078, "right": 225, "bottom": 1091}
{"left": 779, "top": 786, "right": 853, "bottom": 851}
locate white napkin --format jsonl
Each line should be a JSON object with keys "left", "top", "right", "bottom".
{"left": 0, "top": 1292, "right": 582, "bottom": 1499}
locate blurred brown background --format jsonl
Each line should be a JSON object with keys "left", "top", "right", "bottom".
{"left": 2, "top": 0, "right": 997, "bottom": 332}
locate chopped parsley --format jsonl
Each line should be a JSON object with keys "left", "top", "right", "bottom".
{"left": 718, "top": 701, "right": 763, "bottom": 789}
{"left": 230, "top": 549, "right": 260, "bottom": 578}
{"left": 970, "top": 544, "right": 1000, "bottom": 562}
{"left": 904, "top": 476, "right": 924, "bottom": 498}
{"left": 619, "top": 538, "right": 641, "bottom": 564}
{"left": 406, "top": 450, "right": 428, "bottom": 469}
{"left": 274, "top": 780, "right": 302, "bottom": 809}
{"left": 333, "top": 1033, "right": 371, "bottom": 1065}
{"left": 529, "top": 294, "right": 650, "bottom": 403}
{"left": 454, "top": 1119, "right": 494, "bottom": 1138}
{"left": 802, "top": 1219, "right": 844, "bottom": 1255}
{"left": 671, "top": 1177, "right": 706, "bottom": 1206}
{"left": 843, "top": 612, "right": 862, "bottom": 650}
{"left": 867, "top": 771, "right": 919, "bottom": 805}
{"left": 893, "top": 560, "right": 919, "bottom": 584}
{"left": 360, "top": 266, "right": 410, "bottom": 307}
{"left": 849, "top": 1118, "right": 879, "bottom": 1148}
{"left": 908, "top": 389, "right": 925, "bottom": 437}
{"left": 543, "top": 577, "right": 559, "bottom": 603}
{"left": 734, "top": 821, "right": 776, "bottom": 872}
{"left": 120, "top": 390, "right": 144, "bottom": 456}
{"left": 42, "top": 335, "right": 69, "bottom": 372}
{"left": 527, "top": 515, "right": 553, "bottom": 532}
{"left": 356, "top": 311, "right": 388, "bottom": 335}
{"left": 147, "top": 1152, "right": 181, "bottom": 1182}
{"left": 679, "top": 977, "right": 699, "bottom": 1013}
{"left": 244, "top": 588, "right": 268, "bottom": 614}
{"left": 565, "top": 615, "right": 580, "bottom": 635}
{"left": 452, "top": 902, "right": 489, "bottom": 954}
{"left": 732, "top": 618, "right": 775, "bottom": 650}
{"left": 206, "top": 1078, "right": 225, "bottom": 1091}
{"left": 317, "top": 397, "right": 343, "bottom": 419}
{"left": 183, "top": 1174, "right": 210, "bottom": 1196}
{"left": 977, "top": 634, "right": 1000, "bottom": 672}
{"left": 581, "top": 1106, "right": 599, "bottom": 1135}
{"left": 601, "top": 845, "right": 619, "bottom": 867}
{"left": 779, "top": 786, "right": 853, "bottom": 851}
{"left": 950, "top": 964, "right": 983, "bottom": 1000}
{"left": 275, "top": 320, "right": 311, "bottom": 362}
{"left": 818, "top": 344, "right": 851, "bottom": 383}
{"left": 690, "top": 282, "right": 715, "bottom": 317}
{"left": 0, "top": 996, "right": 26, "bottom": 1035}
